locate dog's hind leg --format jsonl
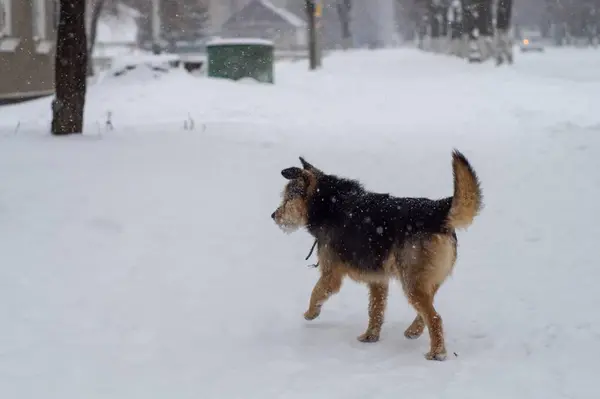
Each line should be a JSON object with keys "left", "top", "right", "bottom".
{"left": 404, "top": 284, "right": 440, "bottom": 339}
{"left": 404, "top": 315, "right": 425, "bottom": 339}
{"left": 408, "top": 287, "right": 447, "bottom": 361}
{"left": 403, "top": 234, "right": 455, "bottom": 359}
{"left": 304, "top": 267, "right": 344, "bottom": 321}
{"left": 357, "top": 282, "right": 389, "bottom": 343}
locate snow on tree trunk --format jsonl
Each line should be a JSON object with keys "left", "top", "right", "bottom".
{"left": 52, "top": 0, "right": 88, "bottom": 136}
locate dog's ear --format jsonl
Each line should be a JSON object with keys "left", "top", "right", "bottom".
{"left": 299, "top": 157, "right": 313, "bottom": 170}
{"left": 299, "top": 157, "right": 322, "bottom": 175}
{"left": 281, "top": 167, "right": 303, "bottom": 180}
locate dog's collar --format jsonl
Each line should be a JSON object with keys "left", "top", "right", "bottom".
{"left": 305, "top": 239, "right": 319, "bottom": 268}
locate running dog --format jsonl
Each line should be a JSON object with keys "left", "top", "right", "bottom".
{"left": 271, "top": 150, "right": 482, "bottom": 361}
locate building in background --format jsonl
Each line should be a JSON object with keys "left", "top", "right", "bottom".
{"left": 207, "top": 0, "right": 288, "bottom": 34}
{"left": 0, "top": 0, "right": 57, "bottom": 103}
{"left": 219, "top": 0, "right": 306, "bottom": 50}
{"left": 135, "top": 0, "right": 399, "bottom": 53}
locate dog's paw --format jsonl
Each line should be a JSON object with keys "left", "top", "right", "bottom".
{"left": 357, "top": 332, "right": 380, "bottom": 343}
{"left": 404, "top": 327, "right": 424, "bottom": 339}
{"left": 425, "top": 350, "right": 447, "bottom": 361}
{"left": 304, "top": 309, "right": 321, "bottom": 321}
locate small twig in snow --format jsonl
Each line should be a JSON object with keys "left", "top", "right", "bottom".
{"left": 105, "top": 111, "right": 114, "bottom": 131}
{"left": 184, "top": 114, "right": 196, "bottom": 130}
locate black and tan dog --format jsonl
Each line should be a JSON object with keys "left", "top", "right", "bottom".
{"left": 271, "top": 150, "right": 482, "bottom": 361}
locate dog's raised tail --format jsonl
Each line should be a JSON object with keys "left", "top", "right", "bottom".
{"left": 446, "top": 149, "right": 483, "bottom": 230}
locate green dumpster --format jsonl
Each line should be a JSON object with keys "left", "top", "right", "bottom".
{"left": 207, "top": 38, "right": 275, "bottom": 84}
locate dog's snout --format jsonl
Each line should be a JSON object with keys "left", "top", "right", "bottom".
{"left": 271, "top": 211, "right": 276, "bottom": 220}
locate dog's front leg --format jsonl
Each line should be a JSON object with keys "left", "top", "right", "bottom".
{"left": 357, "top": 282, "right": 389, "bottom": 342}
{"left": 304, "top": 268, "right": 344, "bottom": 320}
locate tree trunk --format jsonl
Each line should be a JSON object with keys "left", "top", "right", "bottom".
{"left": 87, "top": 0, "right": 106, "bottom": 77}
{"left": 495, "top": 0, "right": 513, "bottom": 64}
{"left": 306, "top": 0, "right": 318, "bottom": 70}
{"left": 472, "top": 0, "right": 493, "bottom": 60}
{"left": 462, "top": 0, "right": 474, "bottom": 39}
{"left": 336, "top": 0, "right": 352, "bottom": 50}
{"left": 496, "top": 0, "right": 512, "bottom": 31}
{"left": 52, "top": 0, "right": 88, "bottom": 135}
{"left": 449, "top": 2, "right": 463, "bottom": 40}
{"left": 440, "top": 4, "right": 448, "bottom": 36}
{"left": 429, "top": 1, "right": 440, "bottom": 40}
{"left": 440, "top": 3, "right": 449, "bottom": 53}
{"left": 429, "top": 1, "right": 444, "bottom": 52}
{"left": 472, "top": 0, "right": 493, "bottom": 38}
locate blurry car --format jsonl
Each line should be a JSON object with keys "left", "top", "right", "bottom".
{"left": 519, "top": 33, "right": 545, "bottom": 52}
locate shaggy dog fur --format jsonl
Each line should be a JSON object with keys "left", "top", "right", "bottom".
{"left": 271, "top": 150, "right": 482, "bottom": 361}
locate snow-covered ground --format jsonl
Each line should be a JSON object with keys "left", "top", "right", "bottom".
{"left": 1, "top": 48, "right": 599, "bottom": 398}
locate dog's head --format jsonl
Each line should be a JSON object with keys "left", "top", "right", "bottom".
{"left": 271, "top": 157, "right": 322, "bottom": 233}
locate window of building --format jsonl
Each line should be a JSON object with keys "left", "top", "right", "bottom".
{"left": 0, "top": 0, "right": 12, "bottom": 37}
{"left": 0, "top": 0, "right": 18, "bottom": 52}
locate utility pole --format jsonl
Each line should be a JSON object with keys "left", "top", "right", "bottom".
{"left": 316, "top": 0, "right": 323, "bottom": 68}
{"left": 306, "top": 0, "right": 321, "bottom": 70}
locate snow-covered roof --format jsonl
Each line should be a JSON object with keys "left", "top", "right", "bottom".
{"left": 258, "top": 0, "right": 306, "bottom": 28}
{"left": 220, "top": 0, "right": 306, "bottom": 30}
{"left": 206, "top": 37, "right": 274, "bottom": 47}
